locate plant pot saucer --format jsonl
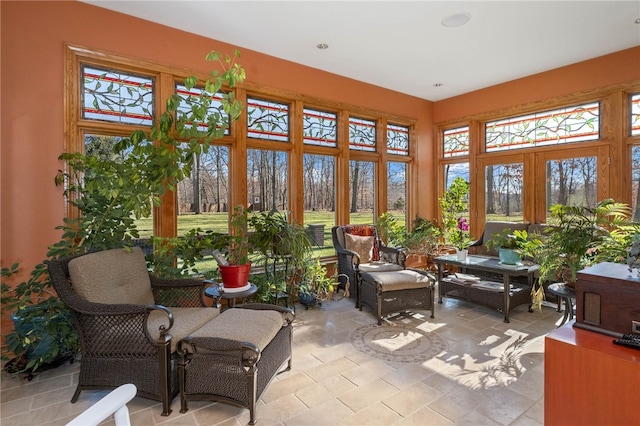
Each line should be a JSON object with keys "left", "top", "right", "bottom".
{"left": 222, "top": 283, "right": 252, "bottom": 293}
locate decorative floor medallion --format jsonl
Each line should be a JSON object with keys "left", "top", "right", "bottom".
{"left": 350, "top": 322, "right": 447, "bottom": 363}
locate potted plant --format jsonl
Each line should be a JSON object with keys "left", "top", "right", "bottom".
{"left": 217, "top": 205, "right": 253, "bottom": 289}
{"left": 248, "top": 210, "right": 312, "bottom": 303}
{"left": 536, "top": 199, "right": 631, "bottom": 288}
{"left": 249, "top": 210, "right": 312, "bottom": 261}
{"left": 1, "top": 263, "right": 78, "bottom": 376}
{"left": 439, "top": 177, "right": 472, "bottom": 260}
{"left": 375, "top": 212, "right": 405, "bottom": 247}
{"left": 402, "top": 217, "right": 443, "bottom": 269}
{"left": 486, "top": 228, "right": 543, "bottom": 265}
{"left": 297, "top": 260, "right": 348, "bottom": 308}
{"left": 148, "top": 228, "right": 229, "bottom": 279}
{"left": 1, "top": 50, "right": 245, "bottom": 375}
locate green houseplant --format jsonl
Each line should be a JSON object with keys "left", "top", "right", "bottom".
{"left": 248, "top": 210, "right": 312, "bottom": 303}
{"left": 401, "top": 217, "right": 443, "bottom": 269}
{"left": 439, "top": 177, "right": 471, "bottom": 259}
{"left": 486, "top": 228, "right": 543, "bottom": 265}
{"left": 1, "top": 50, "right": 246, "bottom": 374}
{"left": 536, "top": 199, "right": 631, "bottom": 287}
{"left": 297, "top": 260, "right": 348, "bottom": 308}
{"left": 376, "top": 213, "right": 443, "bottom": 269}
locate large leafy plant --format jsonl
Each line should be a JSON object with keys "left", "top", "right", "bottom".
{"left": 1, "top": 51, "right": 245, "bottom": 373}
{"left": 536, "top": 199, "right": 631, "bottom": 285}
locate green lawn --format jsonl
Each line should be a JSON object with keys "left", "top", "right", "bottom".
{"left": 133, "top": 210, "right": 407, "bottom": 260}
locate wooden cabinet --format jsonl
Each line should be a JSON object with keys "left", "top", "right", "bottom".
{"left": 575, "top": 262, "right": 640, "bottom": 336}
{"left": 544, "top": 323, "right": 640, "bottom": 426}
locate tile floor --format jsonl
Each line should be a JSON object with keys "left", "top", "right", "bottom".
{"left": 1, "top": 294, "right": 563, "bottom": 425}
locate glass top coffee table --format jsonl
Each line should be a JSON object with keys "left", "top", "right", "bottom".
{"left": 433, "top": 254, "right": 539, "bottom": 323}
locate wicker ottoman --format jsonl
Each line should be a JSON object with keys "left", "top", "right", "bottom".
{"left": 177, "top": 305, "right": 294, "bottom": 425}
{"left": 359, "top": 269, "right": 435, "bottom": 324}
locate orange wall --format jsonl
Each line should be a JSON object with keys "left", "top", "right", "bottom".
{"left": 0, "top": 1, "right": 432, "bottom": 274}
{"left": 434, "top": 46, "right": 640, "bottom": 124}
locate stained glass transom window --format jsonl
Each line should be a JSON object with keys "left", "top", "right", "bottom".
{"left": 82, "top": 65, "right": 154, "bottom": 126}
{"left": 349, "top": 116, "right": 376, "bottom": 152}
{"left": 387, "top": 124, "right": 409, "bottom": 156}
{"left": 486, "top": 102, "right": 600, "bottom": 152}
{"left": 247, "top": 97, "right": 289, "bottom": 142}
{"left": 175, "top": 84, "right": 229, "bottom": 135}
{"left": 443, "top": 126, "right": 469, "bottom": 157}
{"left": 631, "top": 93, "right": 640, "bottom": 136}
{"left": 303, "top": 108, "right": 337, "bottom": 147}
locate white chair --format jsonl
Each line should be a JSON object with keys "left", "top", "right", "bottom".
{"left": 66, "top": 384, "right": 137, "bottom": 426}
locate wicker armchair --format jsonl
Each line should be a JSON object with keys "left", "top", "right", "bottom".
{"left": 332, "top": 225, "right": 405, "bottom": 304}
{"left": 48, "top": 247, "right": 218, "bottom": 416}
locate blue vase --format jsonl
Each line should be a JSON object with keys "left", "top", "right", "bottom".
{"left": 499, "top": 248, "right": 522, "bottom": 265}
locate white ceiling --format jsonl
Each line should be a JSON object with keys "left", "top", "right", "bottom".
{"left": 85, "top": 1, "right": 640, "bottom": 101}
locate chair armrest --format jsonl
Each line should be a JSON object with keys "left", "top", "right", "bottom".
{"left": 178, "top": 336, "right": 261, "bottom": 367}
{"left": 150, "top": 276, "right": 207, "bottom": 307}
{"left": 335, "top": 246, "right": 361, "bottom": 266}
{"left": 379, "top": 245, "right": 406, "bottom": 266}
{"left": 406, "top": 268, "right": 437, "bottom": 288}
{"left": 468, "top": 236, "right": 483, "bottom": 248}
{"left": 69, "top": 302, "right": 173, "bottom": 354}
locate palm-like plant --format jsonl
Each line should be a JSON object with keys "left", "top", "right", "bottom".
{"left": 537, "top": 199, "right": 631, "bottom": 285}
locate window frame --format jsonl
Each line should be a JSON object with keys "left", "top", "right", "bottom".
{"left": 65, "top": 44, "right": 418, "bottom": 256}
{"left": 437, "top": 85, "right": 640, "bottom": 237}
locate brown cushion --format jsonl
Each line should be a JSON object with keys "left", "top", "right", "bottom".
{"left": 68, "top": 247, "right": 154, "bottom": 305}
{"left": 188, "top": 308, "right": 284, "bottom": 351}
{"left": 344, "top": 233, "right": 374, "bottom": 263}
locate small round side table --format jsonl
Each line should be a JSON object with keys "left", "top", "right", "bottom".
{"left": 548, "top": 282, "right": 576, "bottom": 327}
{"left": 204, "top": 282, "right": 258, "bottom": 310}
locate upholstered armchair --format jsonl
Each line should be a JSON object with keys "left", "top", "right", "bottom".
{"left": 48, "top": 247, "right": 218, "bottom": 416}
{"left": 49, "top": 246, "right": 295, "bottom": 422}
{"left": 332, "top": 225, "right": 406, "bottom": 303}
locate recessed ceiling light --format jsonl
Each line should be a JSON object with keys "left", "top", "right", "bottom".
{"left": 635, "top": 18, "right": 640, "bottom": 24}
{"left": 317, "top": 43, "right": 329, "bottom": 50}
{"left": 441, "top": 13, "right": 471, "bottom": 28}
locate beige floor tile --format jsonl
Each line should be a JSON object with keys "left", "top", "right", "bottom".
{"left": 382, "top": 381, "right": 443, "bottom": 417}
{"left": 342, "top": 401, "right": 403, "bottom": 425}
{"left": 303, "top": 356, "right": 358, "bottom": 382}
{"left": 261, "top": 372, "right": 316, "bottom": 403}
{"left": 380, "top": 363, "right": 435, "bottom": 389}
{"left": 337, "top": 378, "right": 398, "bottom": 412}
{"left": 295, "top": 374, "right": 357, "bottom": 408}
{"left": 283, "top": 397, "right": 353, "bottom": 425}
{"left": 395, "top": 405, "right": 454, "bottom": 425}
{"left": 1, "top": 295, "right": 560, "bottom": 425}
{"left": 427, "top": 385, "right": 485, "bottom": 423}
{"left": 340, "top": 358, "right": 397, "bottom": 386}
